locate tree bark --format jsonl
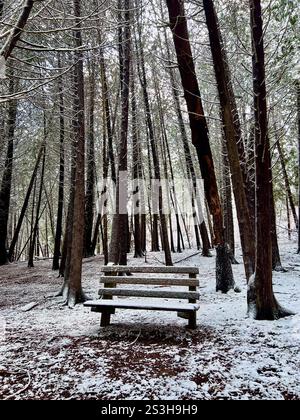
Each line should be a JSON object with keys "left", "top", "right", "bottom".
{"left": 84, "top": 63, "right": 96, "bottom": 258}
{"left": 136, "top": 2, "right": 172, "bottom": 265}
{"left": 166, "top": 0, "right": 234, "bottom": 290}
{"left": 8, "top": 142, "right": 44, "bottom": 262}
{"left": 276, "top": 131, "right": 298, "bottom": 229}
{"left": 0, "top": 76, "right": 17, "bottom": 265}
{"left": 62, "top": 0, "right": 86, "bottom": 307}
{"left": 0, "top": 0, "right": 34, "bottom": 60}
{"left": 28, "top": 133, "right": 46, "bottom": 268}
{"left": 203, "top": 0, "right": 255, "bottom": 279}
{"left": 297, "top": 81, "right": 300, "bottom": 253}
{"left": 247, "top": 0, "right": 292, "bottom": 320}
{"left": 116, "top": 0, "right": 131, "bottom": 266}
{"left": 52, "top": 56, "right": 65, "bottom": 271}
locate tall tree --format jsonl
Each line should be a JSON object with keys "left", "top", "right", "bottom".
{"left": 297, "top": 81, "right": 300, "bottom": 254}
{"left": 203, "top": 0, "right": 255, "bottom": 280}
{"left": 247, "top": 0, "right": 291, "bottom": 320}
{"left": 136, "top": 2, "right": 173, "bottom": 265}
{"left": 109, "top": 0, "right": 133, "bottom": 264}
{"left": 84, "top": 63, "right": 96, "bottom": 258}
{"left": 166, "top": 0, "right": 234, "bottom": 291}
{"left": 28, "top": 125, "right": 46, "bottom": 268}
{"left": 0, "top": 76, "right": 17, "bottom": 265}
{"left": 62, "top": 0, "right": 86, "bottom": 307}
{"left": 52, "top": 57, "right": 65, "bottom": 271}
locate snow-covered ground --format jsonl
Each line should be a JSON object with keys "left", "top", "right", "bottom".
{"left": 0, "top": 238, "right": 299, "bottom": 400}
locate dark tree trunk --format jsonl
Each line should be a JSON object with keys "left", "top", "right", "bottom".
{"left": 0, "top": 77, "right": 17, "bottom": 265}
{"left": 162, "top": 23, "right": 211, "bottom": 256}
{"left": 136, "top": 5, "right": 172, "bottom": 265}
{"left": 1, "top": 0, "right": 34, "bottom": 60}
{"left": 203, "top": 0, "right": 255, "bottom": 279}
{"left": 131, "top": 60, "right": 144, "bottom": 258}
{"left": 271, "top": 186, "right": 283, "bottom": 271}
{"left": 84, "top": 64, "right": 96, "bottom": 258}
{"left": 276, "top": 134, "right": 298, "bottom": 229}
{"left": 117, "top": 0, "right": 131, "bottom": 266}
{"left": 247, "top": 0, "right": 292, "bottom": 320}
{"left": 28, "top": 135, "right": 46, "bottom": 268}
{"left": 166, "top": 0, "right": 234, "bottom": 290}
{"left": 52, "top": 57, "right": 65, "bottom": 271}
{"left": 62, "top": 0, "right": 86, "bottom": 307}
{"left": 297, "top": 81, "right": 300, "bottom": 253}
{"left": 221, "top": 138, "right": 236, "bottom": 263}
{"left": 8, "top": 143, "right": 45, "bottom": 262}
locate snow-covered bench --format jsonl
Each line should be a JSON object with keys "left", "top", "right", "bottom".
{"left": 84, "top": 265, "right": 200, "bottom": 329}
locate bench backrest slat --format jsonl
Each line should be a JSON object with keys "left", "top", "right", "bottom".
{"left": 101, "top": 265, "right": 199, "bottom": 275}
{"left": 99, "top": 288, "right": 200, "bottom": 300}
{"left": 100, "top": 276, "right": 199, "bottom": 287}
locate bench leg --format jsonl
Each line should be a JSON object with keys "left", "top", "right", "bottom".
{"left": 188, "top": 312, "right": 197, "bottom": 330}
{"left": 101, "top": 311, "right": 111, "bottom": 327}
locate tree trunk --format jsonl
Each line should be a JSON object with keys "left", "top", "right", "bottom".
{"left": 8, "top": 143, "right": 45, "bottom": 262}
{"left": 28, "top": 133, "right": 46, "bottom": 268}
{"left": 166, "top": 0, "right": 234, "bottom": 290}
{"left": 131, "top": 60, "right": 144, "bottom": 258}
{"left": 247, "top": 0, "right": 292, "bottom": 320}
{"left": 52, "top": 56, "right": 65, "bottom": 271}
{"left": 0, "top": 0, "right": 34, "bottom": 60}
{"left": 203, "top": 0, "right": 255, "bottom": 279}
{"left": 84, "top": 63, "right": 96, "bottom": 258}
{"left": 116, "top": 0, "right": 131, "bottom": 266}
{"left": 62, "top": 0, "right": 86, "bottom": 307}
{"left": 297, "top": 81, "right": 300, "bottom": 253}
{"left": 0, "top": 76, "right": 17, "bottom": 265}
{"left": 162, "top": 22, "right": 211, "bottom": 256}
{"left": 276, "top": 132, "right": 298, "bottom": 229}
{"left": 221, "top": 136, "right": 237, "bottom": 263}
{"left": 136, "top": 4, "right": 172, "bottom": 265}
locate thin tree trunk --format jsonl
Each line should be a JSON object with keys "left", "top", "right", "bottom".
{"left": 276, "top": 134, "right": 298, "bottom": 229}
{"left": 135, "top": 5, "right": 172, "bottom": 265}
{"left": 8, "top": 143, "right": 45, "bottom": 262}
{"left": 84, "top": 63, "right": 96, "bottom": 258}
{"left": 52, "top": 56, "right": 65, "bottom": 271}
{"left": 28, "top": 132, "right": 46, "bottom": 268}
{"left": 297, "top": 81, "right": 300, "bottom": 253}
{"left": 167, "top": 0, "right": 234, "bottom": 290}
{"left": 286, "top": 196, "right": 291, "bottom": 241}
{"left": 131, "top": 60, "right": 144, "bottom": 258}
{"left": 222, "top": 136, "right": 237, "bottom": 263}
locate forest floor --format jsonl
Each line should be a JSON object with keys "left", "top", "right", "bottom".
{"left": 0, "top": 238, "right": 299, "bottom": 400}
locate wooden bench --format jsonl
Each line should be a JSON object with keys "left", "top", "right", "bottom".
{"left": 84, "top": 265, "right": 200, "bottom": 329}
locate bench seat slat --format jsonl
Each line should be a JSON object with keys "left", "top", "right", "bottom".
{"left": 101, "top": 266, "right": 199, "bottom": 275}
{"left": 98, "top": 288, "right": 200, "bottom": 300}
{"left": 100, "top": 276, "right": 199, "bottom": 287}
{"left": 84, "top": 300, "right": 200, "bottom": 312}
